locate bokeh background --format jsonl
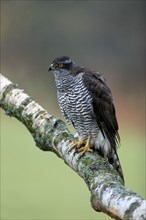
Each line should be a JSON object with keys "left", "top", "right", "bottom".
{"left": 1, "top": 1, "right": 145, "bottom": 219}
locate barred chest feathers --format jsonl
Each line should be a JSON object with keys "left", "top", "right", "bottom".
{"left": 54, "top": 69, "right": 111, "bottom": 156}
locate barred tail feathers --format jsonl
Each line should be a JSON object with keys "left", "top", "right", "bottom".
{"left": 108, "top": 148, "right": 124, "bottom": 184}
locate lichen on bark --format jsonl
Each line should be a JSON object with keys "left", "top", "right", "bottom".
{"left": 0, "top": 73, "right": 145, "bottom": 220}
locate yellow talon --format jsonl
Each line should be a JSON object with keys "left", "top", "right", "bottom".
{"left": 69, "top": 135, "right": 93, "bottom": 155}
{"left": 69, "top": 137, "right": 85, "bottom": 152}
{"left": 78, "top": 135, "right": 93, "bottom": 155}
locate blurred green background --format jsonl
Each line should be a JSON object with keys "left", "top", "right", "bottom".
{"left": 1, "top": 1, "right": 145, "bottom": 219}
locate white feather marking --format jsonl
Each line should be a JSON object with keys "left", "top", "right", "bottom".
{"left": 94, "top": 131, "right": 111, "bottom": 156}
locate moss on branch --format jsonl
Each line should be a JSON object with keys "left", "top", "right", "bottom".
{"left": 0, "top": 73, "right": 145, "bottom": 220}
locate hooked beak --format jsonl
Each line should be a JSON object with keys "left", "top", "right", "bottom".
{"left": 48, "top": 63, "right": 54, "bottom": 72}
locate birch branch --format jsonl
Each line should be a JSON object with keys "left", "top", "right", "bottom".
{"left": 0, "top": 73, "right": 145, "bottom": 220}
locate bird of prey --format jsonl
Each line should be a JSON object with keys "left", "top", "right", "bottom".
{"left": 48, "top": 56, "right": 124, "bottom": 182}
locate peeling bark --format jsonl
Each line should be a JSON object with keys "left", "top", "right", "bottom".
{"left": 0, "top": 73, "right": 146, "bottom": 220}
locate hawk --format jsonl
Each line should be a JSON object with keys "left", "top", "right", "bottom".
{"left": 48, "top": 56, "right": 124, "bottom": 182}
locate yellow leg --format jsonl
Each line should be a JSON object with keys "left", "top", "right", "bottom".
{"left": 69, "top": 137, "right": 85, "bottom": 152}
{"left": 78, "top": 135, "right": 93, "bottom": 155}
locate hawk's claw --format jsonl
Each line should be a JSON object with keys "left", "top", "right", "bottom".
{"left": 68, "top": 137, "right": 85, "bottom": 152}
{"left": 77, "top": 135, "right": 93, "bottom": 155}
{"left": 69, "top": 135, "right": 93, "bottom": 155}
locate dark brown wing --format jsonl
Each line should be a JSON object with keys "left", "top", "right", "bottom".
{"left": 83, "top": 70, "right": 120, "bottom": 149}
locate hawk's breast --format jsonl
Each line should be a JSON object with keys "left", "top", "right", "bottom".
{"left": 56, "top": 73, "right": 99, "bottom": 138}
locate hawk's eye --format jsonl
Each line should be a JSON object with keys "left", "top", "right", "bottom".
{"left": 59, "top": 63, "right": 64, "bottom": 68}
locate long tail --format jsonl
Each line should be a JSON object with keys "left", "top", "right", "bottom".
{"left": 108, "top": 148, "right": 124, "bottom": 184}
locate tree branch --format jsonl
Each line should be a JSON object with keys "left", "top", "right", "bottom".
{"left": 0, "top": 73, "right": 145, "bottom": 220}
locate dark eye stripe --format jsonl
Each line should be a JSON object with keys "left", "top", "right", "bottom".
{"left": 64, "top": 62, "right": 72, "bottom": 70}
{"left": 56, "top": 62, "right": 72, "bottom": 70}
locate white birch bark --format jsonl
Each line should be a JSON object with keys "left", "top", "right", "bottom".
{"left": 0, "top": 73, "right": 145, "bottom": 220}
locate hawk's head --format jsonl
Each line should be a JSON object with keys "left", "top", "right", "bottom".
{"left": 48, "top": 56, "right": 74, "bottom": 72}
